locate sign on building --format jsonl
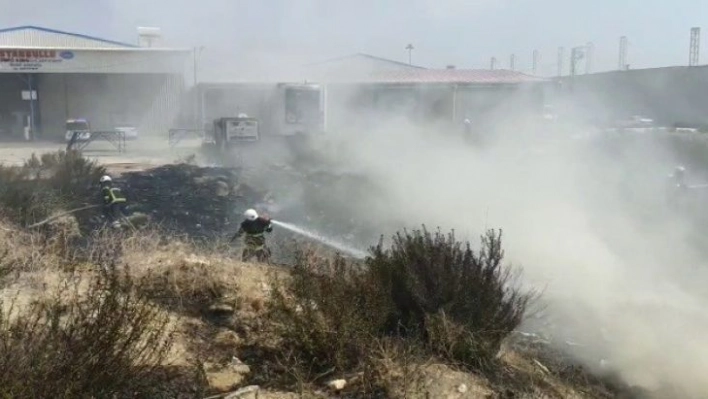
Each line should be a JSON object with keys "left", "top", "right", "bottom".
{"left": 21, "top": 90, "right": 37, "bottom": 100}
{"left": 0, "top": 49, "right": 74, "bottom": 72}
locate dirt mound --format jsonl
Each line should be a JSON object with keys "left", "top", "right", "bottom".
{"left": 115, "top": 164, "right": 269, "bottom": 238}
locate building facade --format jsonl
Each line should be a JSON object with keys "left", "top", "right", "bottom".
{"left": 195, "top": 54, "right": 550, "bottom": 135}
{"left": 0, "top": 26, "right": 189, "bottom": 140}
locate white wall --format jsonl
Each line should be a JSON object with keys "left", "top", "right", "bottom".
{"left": 0, "top": 48, "right": 189, "bottom": 74}
{"left": 36, "top": 73, "right": 185, "bottom": 138}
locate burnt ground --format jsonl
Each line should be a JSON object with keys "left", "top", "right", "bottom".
{"left": 84, "top": 162, "right": 385, "bottom": 263}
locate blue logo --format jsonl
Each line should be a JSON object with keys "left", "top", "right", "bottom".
{"left": 59, "top": 51, "right": 74, "bottom": 60}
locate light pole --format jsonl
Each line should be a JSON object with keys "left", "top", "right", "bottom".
{"left": 193, "top": 46, "right": 205, "bottom": 129}
{"left": 406, "top": 44, "right": 414, "bottom": 65}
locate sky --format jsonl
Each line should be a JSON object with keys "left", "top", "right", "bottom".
{"left": 1, "top": 0, "right": 707, "bottom": 76}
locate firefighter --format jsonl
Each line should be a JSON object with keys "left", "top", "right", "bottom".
{"left": 230, "top": 209, "right": 273, "bottom": 263}
{"left": 666, "top": 165, "right": 688, "bottom": 208}
{"left": 672, "top": 166, "right": 687, "bottom": 188}
{"left": 99, "top": 175, "right": 127, "bottom": 228}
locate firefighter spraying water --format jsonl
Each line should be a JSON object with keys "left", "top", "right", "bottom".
{"left": 230, "top": 209, "right": 274, "bottom": 263}
{"left": 229, "top": 208, "right": 367, "bottom": 262}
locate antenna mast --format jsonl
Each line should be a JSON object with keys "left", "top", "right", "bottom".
{"left": 618, "top": 36, "right": 628, "bottom": 70}
{"left": 690, "top": 27, "right": 701, "bottom": 66}
{"left": 557, "top": 47, "right": 565, "bottom": 76}
{"left": 532, "top": 49, "right": 539, "bottom": 75}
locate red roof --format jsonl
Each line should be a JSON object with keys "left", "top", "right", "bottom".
{"left": 361, "top": 69, "right": 547, "bottom": 84}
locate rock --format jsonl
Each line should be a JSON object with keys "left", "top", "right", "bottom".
{"left": 232, "top": 363, "right": 251, "bottom": 374}
{"left": 216, "top": 181, "right": 230, "bottom": 196}
{"left": 224, "top": 385, "right": 259, "bottom": 399}
{"left": 207, "top": 369, "right": 244, "bottom": 392}
{"left": 229, "top": 357, "right": 251, "bottom": 374}
{"left": 327, "top": 379, "right": 347, "bottom": 391}
{"left": 214, "top": 329, "right": 242, "bottom": 347}
{"left": 457, "top": 383, "right": 468, "bottom": 394}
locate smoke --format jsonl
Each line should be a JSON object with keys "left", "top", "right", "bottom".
{"left": 4, "top": 0, "right": 708, "bottom": 394}
{"left": 308, "top": 84, "right": 708, "bottom": 396}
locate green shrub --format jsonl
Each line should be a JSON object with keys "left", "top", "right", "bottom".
{"left": 368, "top": 228, "right": 533, "bottom": 369}
{"left": 0, "top": 263, "right": 182, "bottom": 398}
{"left": 264, "top": 227, "right": 534, "bottom": 390}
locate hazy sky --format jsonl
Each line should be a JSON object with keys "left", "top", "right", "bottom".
{"left": 1, "top": 0, "right": 706, "bottom": 76}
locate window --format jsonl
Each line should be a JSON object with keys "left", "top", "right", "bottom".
{"left": 285, "top": 87, "right": 320, "bottom": 124}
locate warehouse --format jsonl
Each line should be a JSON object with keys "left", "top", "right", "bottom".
{"left": 195, "top": 53, "right": 550, "bottom": 135}
{"left": 0, "top": 26, "right": 189, "bottom": 141}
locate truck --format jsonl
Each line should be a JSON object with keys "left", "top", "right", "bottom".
{"left": 276, "top": 83, "right": 326, "bottom": 136}
{"left": 210, "top": 115, "right": 260, "bottom": 149}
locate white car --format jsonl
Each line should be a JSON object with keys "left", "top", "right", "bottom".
{"left": 115, "top": 126, "right": 138, "bottom": 140}
{"left": 65, "top": 119, "right": 91, "bottom": 141}
{"left": 65, "top": 131, "right": 91, "bottom": 141}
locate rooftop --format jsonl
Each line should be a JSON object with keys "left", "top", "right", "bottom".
{"left": 364, "top": 69, "right": 547, "bottom": 84}
{"left": 0, "top": 25, "right": 188, "bottom": 51}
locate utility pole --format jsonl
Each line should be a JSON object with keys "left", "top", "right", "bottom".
{"left": 618, "top": 36, "right": 628, "bottom": 70}
{"left": 585, "top": 42, "right": 594, "bottom": 74}
{"left": 490, "top": 56, "right": 497, "bottom": 70}
{"left": 557, "top": 47, "right": 565, "bottom": 77}
{"left": 570, "top": 46, "right": 585, "bottom": 77}
{"left": 509, "top": 54, "right": 516, "bottom": 71}
{"left": 405, "top": 44, "right": 414, "bottom": 65}
{"left": 193, "top": 46, "right": 205, "bottom": 129}
{"left": 532, "top": 49, "right": 539, "bottom": 76}
{"left": 690, "top": 27, "right": 700, "bottom": 66}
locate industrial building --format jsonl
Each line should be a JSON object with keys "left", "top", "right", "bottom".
{"left": 559, "top": 66, "right": 708, "bottom": 129}
{"left": 196, "top": 53, "right": 550, "bottom": 135}
{"left": 0, "top": 26, "right": 189, "bottom": 141}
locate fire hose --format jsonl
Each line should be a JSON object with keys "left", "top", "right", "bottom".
{"left": 26, "top": 204, "right": 101, "bottom": 229}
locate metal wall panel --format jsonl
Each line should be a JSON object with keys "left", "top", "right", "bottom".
{"left": 0, "top": 28, "right": 130, "bottom": 49}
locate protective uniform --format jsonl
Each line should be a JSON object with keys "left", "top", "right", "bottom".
{"left": 99, "top": 175, "right": 127, "bottom": 228}
{"left": 231, "top": 209, "right": 273, "bottom": 262}
{"left": 666, "top": 166, "right": 688, "bottom": 208}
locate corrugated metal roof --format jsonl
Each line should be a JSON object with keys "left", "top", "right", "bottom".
{"left": 362, "top": 69, "right": 547, "bottom": 84}
{"left": 0, "top": 26, "right": 137, "bottom": 49}
{"left": 306, "top": 53, "right": 426, "bottom": 70}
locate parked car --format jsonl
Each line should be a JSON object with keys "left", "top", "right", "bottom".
{"left": 64, "top": 118, "right": 91, "bottom": 141}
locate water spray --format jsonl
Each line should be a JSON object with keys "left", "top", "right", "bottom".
{"left": 271, "top": 220, "right": 368, "bottom": 259}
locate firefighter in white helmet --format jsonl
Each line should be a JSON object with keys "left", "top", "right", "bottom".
{"left": 230, "top": 208, "right": 273, "bottom": 262}
{"left": 99, "top": 175, "right": 127, "bottom": 228}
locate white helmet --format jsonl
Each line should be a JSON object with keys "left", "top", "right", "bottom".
{"left": 99, "top": 175, "right": 112, "bottom": 183}
{"left": 244, "top": 209, "right": 258, "bottom": 221}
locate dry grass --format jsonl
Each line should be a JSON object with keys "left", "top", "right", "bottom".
{"left": 0, "top": 150, "right": 639, "bottom": 398}
{"left": 0, "top": 221, "right": 637, "bottom": 398}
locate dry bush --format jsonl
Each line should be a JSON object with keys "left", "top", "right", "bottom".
{"left": 362, "top": 338, "right": 432, "bottom": 399}
{"left": 115, "top": 232, "right": 237, "bottom": 316}
{"left": 0, "top": 150, "right": 106, "bottom": 226}
{"left": 264, "top": 227, "right": 534, "bottom": 394}
{"left": 0, "top": 263, "right": 197, "bottom": 398}
{"left": 0, "top": 223, "right": 64, "bottom": 281}
{"left": 136, "top": 255, "right": 233, "bottom": 316}
{"left": 267, "top": 250, "right": 391, "bottom": 375}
